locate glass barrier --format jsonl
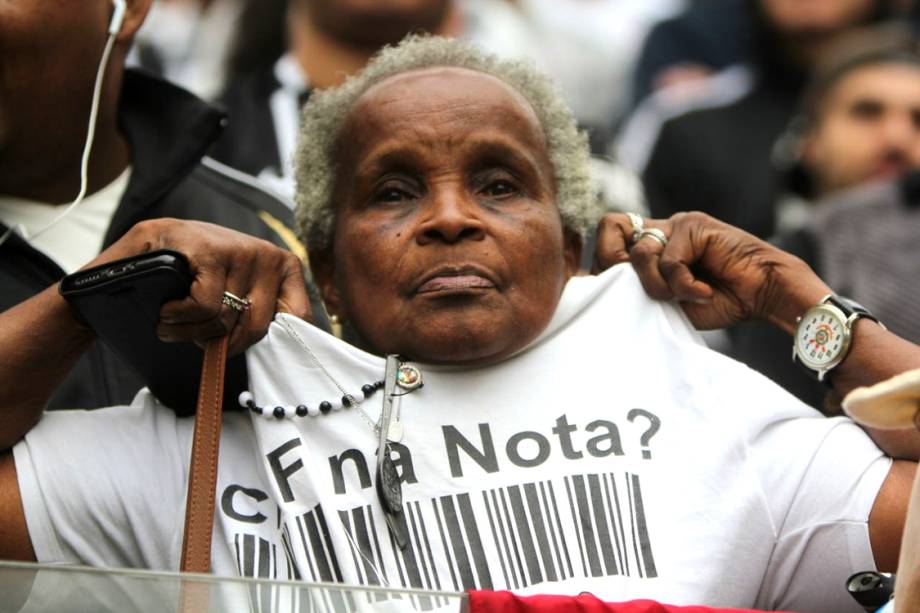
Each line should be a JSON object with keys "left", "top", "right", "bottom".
{"left": 0, "top": 560, "right": 465, "bottom": 613}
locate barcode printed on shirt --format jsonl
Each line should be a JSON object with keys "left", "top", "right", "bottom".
{"left": 232, "top": 471, "right": 656, "bottom": 610}
{"left": 335, "top": 502, "right": 456, "bottom": 610}
{"left": 563, "top": 473, "right": 657, "bottom": 580}
{"left": 235, "top": 507, "right": 357, "bottom": 613}
{"left": 230, "top": 535, "right": 357, "bottom": 613}
{"left": 234, "top": 505, "right": 355, "bottom": 612}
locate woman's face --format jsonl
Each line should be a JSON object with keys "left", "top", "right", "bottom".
{"left": 313, "top": 67, "right": 580, "bottom": 365}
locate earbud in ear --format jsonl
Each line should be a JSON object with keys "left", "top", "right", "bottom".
{"left": 109, "top": 0, "right": 127, "bottom": 36}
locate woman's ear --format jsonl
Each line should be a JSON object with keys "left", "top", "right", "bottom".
{"left": 563, "top": 229, "right": 583, "bottom": 277}
{"left": 114, "top": 0, "right": 153, "bottom": 43}
{"left": 309, "top": 247, "right": 342, "bottom": 318}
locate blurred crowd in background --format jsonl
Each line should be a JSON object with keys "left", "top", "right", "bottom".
{"left": 125, "top": 0, "right": 920, "bottom": 409}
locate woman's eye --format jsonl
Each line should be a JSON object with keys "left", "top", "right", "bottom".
{"left": 373, "top": 186, "right": 413, "bottom": 203}
{"left": 482, "top": 180, "right": 519, "bottom": 198}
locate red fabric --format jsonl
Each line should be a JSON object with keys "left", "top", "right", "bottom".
{"left": 466, "top": 591, "right": 795, "bottom": 613}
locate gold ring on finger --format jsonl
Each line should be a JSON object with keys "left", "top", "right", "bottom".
{"left": 637, "top": 228, "right": 668, "bottom": 248}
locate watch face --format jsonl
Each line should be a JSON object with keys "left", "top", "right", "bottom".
{"left": 794, "top": 304, "right": 850, "bottom": 371}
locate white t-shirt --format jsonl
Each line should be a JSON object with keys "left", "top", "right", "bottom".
{"left": 0, "top": 167, "right": 131, "bottom": 273}
{"left": 14, "top": 266, "right": 889, "bottom": 612}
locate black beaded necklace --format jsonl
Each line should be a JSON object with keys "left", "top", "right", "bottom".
{"left": 237, "top": 379, "right": 386, "bottom": 419}
{"left": 237, "top": 360, "right": 422, "bottom": 421}
{"left": 246, "top": 315, "right": 423, "bottom": 549}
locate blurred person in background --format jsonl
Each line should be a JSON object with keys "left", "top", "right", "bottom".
{"left": 130, "top": 0, "right": 244, "bottom": 100}
{"left": 731, "top": 32, "right": 920, "bottom": 411}
{"left": 0, "top": 0, "right": 308, "bottom": 411}
{"left": 212, "top": 0, "right": 672, "bottom": 215}
{"left": 211, "top": 0, "right": 463, "bottom": 198}
{"left": 617, "top": 0, "right": 906, "bottom": 240}
{"left": 629, "top": 0, "right": 918, "bottom": 110}
{"left": 629, "top": 0, "right": 753, "bottom": 110}
{"left": 466, "top": 0, "right": 683, "bottom": 150}
{"left": 777, "top": 29, "right": 920, "bottom": 208}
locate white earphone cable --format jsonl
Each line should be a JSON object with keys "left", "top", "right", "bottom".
{"left": 0, "top": 30, "right": 118, "bottom": 249}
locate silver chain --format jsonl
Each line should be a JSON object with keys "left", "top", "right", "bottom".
{"left": 276, "top": 315, "right": 378, "bottom": 430}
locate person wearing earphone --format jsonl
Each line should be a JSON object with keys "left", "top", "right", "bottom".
{"left": 0, "top": 0, "right": 316, "bottom": 412}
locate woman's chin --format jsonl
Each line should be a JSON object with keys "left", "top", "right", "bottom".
{"left": 408, "top": 340, "right": 523, "bottom": 367}
{"left": 375, "top": 322, "right": 537, "bottom": 367}
{"left": 346, "top": 295, "right": 558, "bottom": 366}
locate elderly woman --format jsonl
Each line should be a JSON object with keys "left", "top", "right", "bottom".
{"left": 0, "top": 37, "right": 918, "bottom": 612}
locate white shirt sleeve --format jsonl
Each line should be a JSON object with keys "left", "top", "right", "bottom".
{"left": 657, "top": 297, "right": 891, "bottom": 612}
{"left": 12, "top": 391, "right": 192, "bottom": 570}
{"left": 754, "top": 417, "right": 890, "bottom": 612}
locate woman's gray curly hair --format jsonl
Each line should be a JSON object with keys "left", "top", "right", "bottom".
{"left": 294, "top": 35, "right": 598, "bottom": 251}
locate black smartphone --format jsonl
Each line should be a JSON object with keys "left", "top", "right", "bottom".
{"left": 60, "top": 250, "right": 246, "bottom": 415}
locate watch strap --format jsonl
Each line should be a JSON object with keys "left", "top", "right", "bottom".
{"left": 824, "top": 295, "right": 881, "bottom": 325}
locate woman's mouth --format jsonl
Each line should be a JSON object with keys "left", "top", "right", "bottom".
{"left": 415, "top": 265, "right": 498, "bottom": 295}
{"left": 416, "top": 274, "right": 496, "bottom": 294}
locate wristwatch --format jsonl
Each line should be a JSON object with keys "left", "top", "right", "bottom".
{"left": 792, "top": 294, "right": 883, "bottom": 382}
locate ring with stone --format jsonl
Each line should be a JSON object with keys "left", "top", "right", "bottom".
{"left": 626, "top": 212, "right": 644, "bottom": 244}
{"left": 637, "top": 227, "right": 668, "bottom": 248}
{"left": 222, "top": 291, "right": 252, "bottom": 312}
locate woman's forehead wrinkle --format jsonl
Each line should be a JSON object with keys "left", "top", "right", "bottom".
{"left": 340, "top": 70, "right": 553, "bottom": 184}
{"left": 353, "top": 142, "right": 428, "bottom": 180}
{"left": 358, "top": 67, "right": 547, "bottom": 140}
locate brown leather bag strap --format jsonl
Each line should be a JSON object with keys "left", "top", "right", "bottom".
{"left": 180, "top": 335, "right": 229, "bottom": 573}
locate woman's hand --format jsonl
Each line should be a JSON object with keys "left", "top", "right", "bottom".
{"left": 84, "top": 218, "right": 311, "bottom": 355}
{"left": 593, "top": 211, "right": 831, "bottom": 333}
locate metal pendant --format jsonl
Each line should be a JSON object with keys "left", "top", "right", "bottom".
{"left": 376, "top": 355, "right": 409, "bottom": 549}
{"left": 376, "top": 451, "right": 408, "bottom": 550}
{"left": 387, "top": 420, "right": 404, "bottom": 443}
{"left": 396, "top": 364, "right": 422, "bottom": 390}
{"left": 383, "top": 508, "right": 408, "bottom": 551}
{"left": 376, "top": 452, "right": 402, "bottom": 513}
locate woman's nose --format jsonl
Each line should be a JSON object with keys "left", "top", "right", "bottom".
{"left": 415, "top": 188, "right": 486, "bottom": 244}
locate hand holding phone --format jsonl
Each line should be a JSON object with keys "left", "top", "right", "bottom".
{"left": 60, "top": 250, "right": 247, "bottom": 415}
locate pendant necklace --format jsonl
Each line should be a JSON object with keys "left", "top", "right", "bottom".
{"left": 251, "top": 315, "right": 423, "bottom": 549}
{"left": 239, "top": 318, "right": 422, "bottom": 440}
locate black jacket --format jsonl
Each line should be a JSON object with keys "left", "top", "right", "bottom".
{"left": 211, "top": 59, "right": 311, "bottom": 185}
{"left": 0, "top": 70, "right": 305, "bottom": 410}
{"left": 212, "top": 64, "right": 289, "bottom": 179}
{"left": 642, "top": 80, "right": 798, "bottom": 239}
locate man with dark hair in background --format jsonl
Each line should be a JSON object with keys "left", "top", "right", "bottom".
{"left": 731, "top": 32, "right": 920, "bottom": 410}
{"left": 617, "top": 0, "right": 903, "bottom": 240}
{"left": 0, "top": 0, "right": 310, "bottom": 411}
